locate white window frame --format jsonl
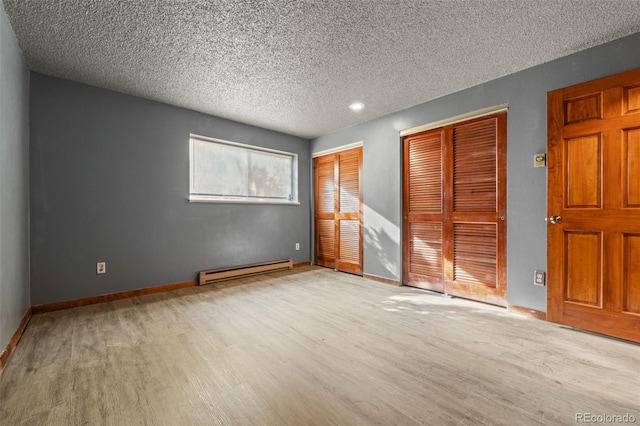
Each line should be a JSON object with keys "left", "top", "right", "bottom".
{"left": 188, "top": 134, "right": 299, "bottom": 205}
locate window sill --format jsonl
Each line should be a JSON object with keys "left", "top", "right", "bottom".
{"left": 188, "top": 196, "right": 300, "bottom": 206}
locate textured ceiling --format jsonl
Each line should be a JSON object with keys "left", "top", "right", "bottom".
{"left": 4, "top": 1, "right": 640, "bottom": 138}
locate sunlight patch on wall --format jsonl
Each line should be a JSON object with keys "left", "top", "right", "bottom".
{"left": 363, "top": 204, "right": 400, "bottom": 277}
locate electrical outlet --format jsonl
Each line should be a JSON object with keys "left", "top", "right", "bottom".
{"left": 534, "top": 270, "right": 545, "bottom": 286}
{"left": 97, "top": 262, "right": 106, "bottom": 274}
{"left": 295, "top": 243, "right": 300, "bottom": 250}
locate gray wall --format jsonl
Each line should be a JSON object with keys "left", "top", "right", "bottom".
{"left": 0, "top": 2, "right": 30, "bottom": 351}
{"left": 311, "top": 32, "right": 640, "bottom": 312}
{"left": 30, "top": 74, "right": 310, "bottom": 306}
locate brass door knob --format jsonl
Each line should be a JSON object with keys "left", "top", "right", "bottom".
{"left": 549, "top": 215, "right": 562, "bottom": 224}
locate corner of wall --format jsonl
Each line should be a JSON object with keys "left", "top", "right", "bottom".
{"left": 0, "top": 0, "right": 32, "bottom": 355}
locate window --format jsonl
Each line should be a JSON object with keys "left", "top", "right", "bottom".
{"left": 189, "top": 135, "right": 299, "bottom": 204}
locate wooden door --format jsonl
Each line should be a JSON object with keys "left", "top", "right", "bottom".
{"left": 403, "top": 128, "right": 446, "bottom": 293}
{"left": 547, "top": 68, "right": 640, "bottom": 342}
{"left": 314, "top": 147, "right": 363, "bottom": 275}
{"left": 314, "top": 154, "right": 336, "bottom": 269}
{"left": 403, "top": 113, "right": 507, "bottom": 306}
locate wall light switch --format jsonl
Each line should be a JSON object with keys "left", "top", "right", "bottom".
{"left": 534, "top": 153, "right": 546, "bottom": 167}
{"left": 534, "top": 270, "right": 545, "bottom": 286}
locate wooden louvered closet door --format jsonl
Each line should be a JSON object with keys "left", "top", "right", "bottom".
{"left": 315, "top": 155, "right": 336, "bottom": 269}
{"left": 314, "top": 147, "right": 363, "bottom": 275}
{"left": 403, "top": 129, "right": 445, "bottom": 292}
{"left": 403, "top": 112, "right": 506, "bottom": 306}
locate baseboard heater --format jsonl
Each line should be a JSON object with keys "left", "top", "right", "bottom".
{"left": 198, "top": 259, "right": 293, "bottom": 285}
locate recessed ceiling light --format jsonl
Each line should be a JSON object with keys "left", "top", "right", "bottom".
{"left": 349, "top": 102, "right": 365, "bottom": 112}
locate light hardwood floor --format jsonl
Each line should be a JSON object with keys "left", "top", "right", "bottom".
{"left": 0, "top": 266, "right": 638, "bottom": 425}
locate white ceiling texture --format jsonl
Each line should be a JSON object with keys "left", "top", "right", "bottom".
{"left": 4, "top": 0, "right": 640, "bottom": 138}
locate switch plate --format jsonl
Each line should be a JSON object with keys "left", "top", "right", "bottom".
{"left": 97, "top": 262, "right": 106, "bottom": 274}
{"left": 534, "top": 153, "right": 546, "bottom": 167}
{"left": 295, "top": 243, "right": 300, "bottom": 250}
{"left": 534, "top": 270, "right": 545, "bottom": 286}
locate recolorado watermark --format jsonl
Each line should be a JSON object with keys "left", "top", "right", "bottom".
{"left": 576, "top": 413, "right": 637, "bottom": 423}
